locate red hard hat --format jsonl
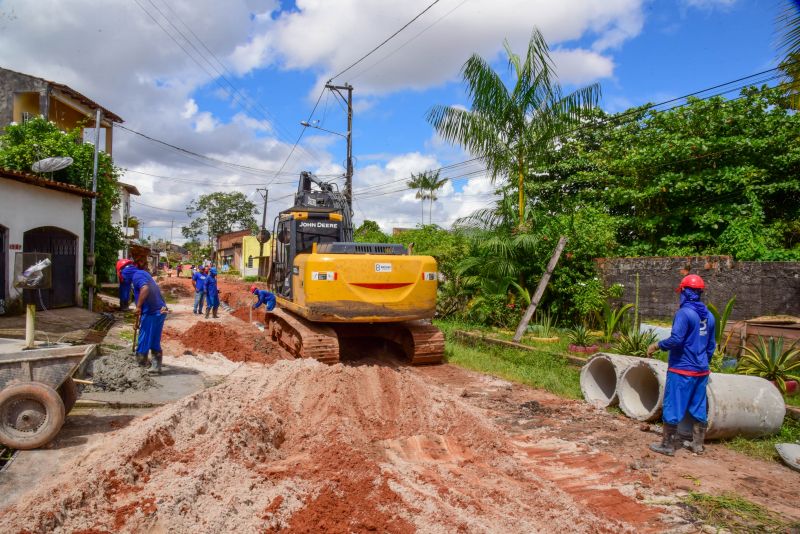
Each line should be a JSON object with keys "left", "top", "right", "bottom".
{"left": 116, "top": 259, "right": 135, "bottom": 281}
{"left": 250, "top": 285, "right": 258, "bottom": 294}
{"left": 677, "top": 274, "right": 705, "bottom": 292}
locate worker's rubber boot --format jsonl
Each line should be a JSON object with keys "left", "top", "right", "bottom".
{"left": 649, "top": 423, "right": 678, "bottom": 456}
{"left": 212, "top": 307, "right": 219, "bottom": 319}
{"left": 205, "top": 307, "right": 210, "bottom": 319}
{"left": 685, "top": 422, "right": 707, "bottom": 454}
{"left": 148, "top": 352, "right": 162, "bottom": 375}
{"left": 135, "top": 352, "right": 149, "bottom": 367}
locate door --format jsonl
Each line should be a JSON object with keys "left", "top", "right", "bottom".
{"left": 23, "top": 227, "right": 78, "bottom": 309}
{"left": 0, "top": 225, "right": 6, "bottom": 312}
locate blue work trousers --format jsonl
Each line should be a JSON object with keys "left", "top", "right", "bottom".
{"left": 137, "top": 312, "right": 166, "bottom": 355}
{"left": 205, "top": 293, "right": 220, "bottom": 310}
{"left": 663, "top": 371, "right": 709, "bottom": 425}
{"left": 119, "top": 281, "right": 132, "bottom": 308}
{"left": 193, "top": 290, "right": 205, "bottom": 313}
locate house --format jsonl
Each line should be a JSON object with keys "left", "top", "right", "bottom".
{"left": 215, "top": 230, "right": 272, "bottom": 276}
{"left": 0, "top": 67, "right": 124, "bottom": 152}
{"left": 112, "top": 182, "right": 140, "bottom": 258}
{"left": 0, "top": 167, "right": 95, "bottom": 314}
{"left": 215, "top": 230, "right": 251, "bottom": 272}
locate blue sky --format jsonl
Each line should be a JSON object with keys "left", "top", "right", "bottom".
{"left": 0, "top": 0, "right": 786, "bottom": 240}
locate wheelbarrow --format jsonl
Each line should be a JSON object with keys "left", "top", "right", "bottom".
{"left": 0, "top": 344, "right": 95, "bottom": 450}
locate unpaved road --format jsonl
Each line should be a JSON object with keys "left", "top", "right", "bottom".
{"left": 0, "top": 276, "right": 797, "bottom": 533}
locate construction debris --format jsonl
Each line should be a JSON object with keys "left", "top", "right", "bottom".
{"left": 84, "top": 351, "right": 157, "bottom": 392}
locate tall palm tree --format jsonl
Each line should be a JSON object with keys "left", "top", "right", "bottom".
{"left": 778, "top": 0, "right": 800, "bottom": 107}
{"left": 406, "top": 172, "right": 429, "bottom": 225}
{"left": 427, "top": 28, "right": 600, "bottom": 226}
{"left": 406, "top": 170, "right": 449, "bottom": 225}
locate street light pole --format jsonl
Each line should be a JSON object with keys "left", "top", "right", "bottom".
{"left": 324, "top": 83, "right": 353, "bottom": 208}
{"left": 257, "top": 188, "right": 269, "bottom": 278}
{"left": 88, "top": 108, "right": 102, "bottom": 312}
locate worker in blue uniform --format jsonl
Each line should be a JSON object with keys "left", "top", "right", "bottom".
{"left": 250, "top": 285, "right": 276, "bottom": 312}
{"left": 204, "top": 266, "right": 220, "bottom": 319}
{"left": 192, "top": 266, "right": 208, "bottom": 314}
{"left": 122, "top": 264, "right": 169, "bottom": 374}
{"left": 647, "top": 274, "right": 716, "bottom": 456}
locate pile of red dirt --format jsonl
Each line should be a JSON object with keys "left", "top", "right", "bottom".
{"left": 166, "top": 321, "right": 278, "bottom": 364}
{"left": 0, "top": 361, "right": 637, "bottom": 533}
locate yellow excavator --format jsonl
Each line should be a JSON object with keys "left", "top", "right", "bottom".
{"left": 263, "top": 171, "right": 444, "bottom": 364}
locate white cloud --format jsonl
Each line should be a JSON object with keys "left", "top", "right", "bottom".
{"left": 235, "top": 0, "right": 644, "bottom": 95}
{"left": 682, "top": 0, "right": 737, "bottom": 9}
{"left": 550, "top": 49, "right": 615, "bottom": 85}
{"left": 181, "top": 99, "right": 198, "bottom": 119}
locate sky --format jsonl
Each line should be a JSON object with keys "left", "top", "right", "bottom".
{"left": 0, "top": 0, "right": 783, "bottom": 244}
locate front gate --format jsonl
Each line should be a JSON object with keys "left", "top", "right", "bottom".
{"left": 23, "top": 227, "right": 78, "bottom": 309}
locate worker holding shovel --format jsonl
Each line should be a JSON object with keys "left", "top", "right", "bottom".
{"left": 250, "top": 285, "right": 276, "bottom": 317}
{"left": 122, "top": 263, "right": 169, "bottom": 374}
{"left": 646, "top": 274, "right": 716, "bottom": 456}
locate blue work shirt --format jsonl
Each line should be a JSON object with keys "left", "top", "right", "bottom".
{"left": 192, "top": 271, "right": 207, "bottom": 293}
{"left": 658, "top": 293, "right": 716, "bottom": 373}
{"left": 203, "top": 275, "right": 219, "bottom": 299}
{"left": 253, "top": 289, "right": 276, "bottom": 311}
{"left": 131, "top": 270, "right": 166, "bottom": 316}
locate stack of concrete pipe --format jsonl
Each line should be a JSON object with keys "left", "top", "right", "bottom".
{"left": 580, "top": 353, "right": 786, "bottom": 439}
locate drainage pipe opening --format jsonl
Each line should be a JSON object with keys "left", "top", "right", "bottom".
{"left": 618, "top": 361, "right": 666, "bottom": 421}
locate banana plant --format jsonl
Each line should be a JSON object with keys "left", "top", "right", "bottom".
{"left": 596, "top": 302, "right": 633, "bottom": 344}
{"left": 736, "top": 336, "right": 800, "bottom": 394}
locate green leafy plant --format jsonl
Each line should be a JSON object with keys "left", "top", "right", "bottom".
{"left": 596, "top": 302, "right": 633, "bottom": 344}
{"left": 736, "top": 336, "right": 800, "bottom": 394}
{"left": 615, "top": 327, "right": 658, "bottom": 358}
{"left": 528, "top": 310, "right": 558, "bottom": 338}
{"left": 566, "top": 325, "right": 592, "bottom": 347}
{"left": 708, "top": 296, "right": 736, "bottom": 352}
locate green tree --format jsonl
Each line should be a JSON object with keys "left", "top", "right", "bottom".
{"left": 0, "top": 117, "right": 122, "bottom": 284}
{"left": 184, "top": 239, "right": 212, "bottom": 263}
{"left": 182, "top": 191, "right": 258, "bottom": 243}
{"left": 406, "top": 173, "right": 428, "bottom": 225}
{"left": 354, "top": 220, "right": 389, "bottom": 243}
{"left": 777, "top": 0, "right": 800, "bottom": 107}
{"left": 427, "top": 28, "right": 600, "bottom": 225}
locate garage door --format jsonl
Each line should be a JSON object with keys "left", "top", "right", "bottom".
{"left": 23, "top": 227, "right": 78, "bottom": 309}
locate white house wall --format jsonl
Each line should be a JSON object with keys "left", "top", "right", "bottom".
{"left": 0, "top": 180, "right": 85, "bottom": 309}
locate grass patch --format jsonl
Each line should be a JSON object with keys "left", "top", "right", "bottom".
{"left": 784, "top": 395, "right": 800, "bottom": 408}
{"left": 723, "top": 417, "right": 800, "bottom": 462}
{"left": 437, "top": 320, "right": 581, "bottom": 399}
{"left": 119, "top": 331, "right": 134, "bottom": 342}
{"left": 681, "top": 492, "right": 798, "bottom": 533}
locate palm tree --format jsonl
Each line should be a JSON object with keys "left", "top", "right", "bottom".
{"left": 777, "top": 0, "right": 800, "bottom": 107}
{"left": 427, "top": 28, "right": 600, "bottom": 226}
{"left": 406, "top": 172, "right": 429, "bottom": 225}
{"left": 407, "top": 170, "right": 449, "bottom": 225}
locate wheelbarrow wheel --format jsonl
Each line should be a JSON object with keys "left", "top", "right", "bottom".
{"left": 0, "top": 382, "right": 66, "bottom": 450}
{"left": 58, "top": 377, "right": 79, "bottom": 415}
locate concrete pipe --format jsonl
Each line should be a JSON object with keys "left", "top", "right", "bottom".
{"left": 705, "top": 374, "right": 785, "bottom": 440}
{"left": 580, "top": 353, "right": 642, "bottom": 407}
{"left": 617, "top": 359, "right": 668, "bottom": 421}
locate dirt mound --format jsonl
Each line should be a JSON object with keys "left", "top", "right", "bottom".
{"left": 166, "top": 321, "right": 277, "bottom": 364}
{"left": 84, "top": 351, "right": 157, "bottom": 392}
{"left": 159, "top": 279, "right": 193, "bottom": 298}
{"left": 0, "top": 361, "right": 628, "bottom": 533}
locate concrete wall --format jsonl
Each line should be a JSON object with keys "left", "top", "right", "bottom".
{"left": 595, "top": 256, "right": 800, "bottom": 321}
{"left": 0, "top": 68, "right": 47, "bottom": 128}
{"left": 0, "top": 180, "right": 85, "bottom": 312}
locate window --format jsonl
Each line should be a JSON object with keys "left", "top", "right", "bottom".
{"left": 247, "top": 255, "right": 253, "bottom": 268}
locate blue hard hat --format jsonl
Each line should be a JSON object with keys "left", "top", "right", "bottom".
{"left": 120, "top": 264, "right": 137, "bottom": 283}
{"left": 210, "top": 267, "right": 218, "bottom": 275}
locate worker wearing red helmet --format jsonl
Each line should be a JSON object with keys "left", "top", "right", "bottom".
{"left": 250, "top": 284, "right": 276, "bottom": 312}
{"left": 115, "top": 258, "right": 135, "bottom": 310}
{"left": 647, "top": 274, "right": 716, "bottom": 456}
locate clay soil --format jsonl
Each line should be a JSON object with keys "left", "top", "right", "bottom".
{"left": 2, "top": 276, "right": 796, "bottom": 533}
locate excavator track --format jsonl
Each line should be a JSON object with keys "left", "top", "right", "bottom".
{"left": 264, "top": 309, "right": 444, "bottom": 365}
{"left": 265, "top": 308, "right": 340, "bottom": 364}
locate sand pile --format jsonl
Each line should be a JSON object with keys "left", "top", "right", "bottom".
{"left": 166, "top": 321, "right": 278, "bottom": 364}
{"left": 84, "top": 351, "right": 157, "bottom": 392}
{"left": 0, "top": 360, "right": 627, "bottom": 533}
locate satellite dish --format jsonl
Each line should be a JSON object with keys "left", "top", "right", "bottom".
{"left": 32, "top": 156, "right": 74, "bottom": 173}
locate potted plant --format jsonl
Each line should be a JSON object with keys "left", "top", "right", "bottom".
{"left": 567, "top": 325, "right": 598, "bottom": 354}
{"left": 526, "top": 310, "right": 560, "bottom": 342}
{"left": 736, "top": 336, "right": 800, "bottom": 395}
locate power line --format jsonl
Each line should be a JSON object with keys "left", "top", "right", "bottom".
{"left": 328, "top": 0, "right": 443, "bottom": 82}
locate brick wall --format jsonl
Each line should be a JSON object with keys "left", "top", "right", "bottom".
{"left": 595, "top": 256, "right": 800, "bottom": 321}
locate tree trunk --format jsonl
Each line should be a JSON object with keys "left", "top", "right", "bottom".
{"left": 513, "top": 236, "right": 568, "bottom": 342}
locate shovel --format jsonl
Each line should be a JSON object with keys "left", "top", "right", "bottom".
{"left": 131, "top": 314, "right": 141, "bottom": 354}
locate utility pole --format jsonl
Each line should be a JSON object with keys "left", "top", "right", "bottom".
{"left": 324, "top": 83, "right": 353, "bottom": 208}
{"left": 256, "top": 188, "right": 269, "bottom": 278}
{"left": 88, "top": 108, "right": 102, "bottom": 312}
